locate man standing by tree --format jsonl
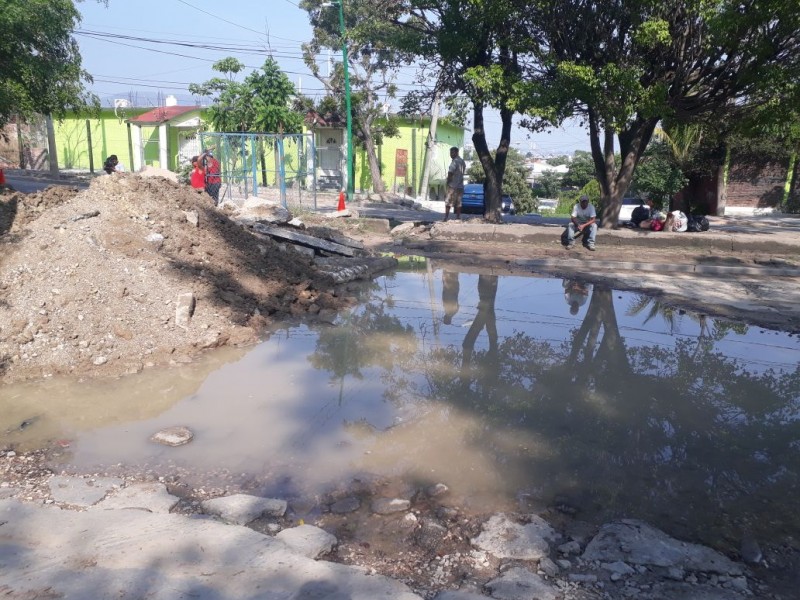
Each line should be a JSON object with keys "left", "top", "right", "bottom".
{"left": 445, "top": 147, "right": 466, "bottom": 222}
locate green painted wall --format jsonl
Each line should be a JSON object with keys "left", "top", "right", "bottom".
{"left": 53, "top": 108, "right": 147, "bottom": 171}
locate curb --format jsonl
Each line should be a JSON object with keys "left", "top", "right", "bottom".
{"left": 514, "top": 258, "right": 800, "bottom": 277}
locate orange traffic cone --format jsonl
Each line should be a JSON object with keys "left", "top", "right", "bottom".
{"left": 337, "top": 189, "right": 346, "bottom": 211}
{"left": 0, "top": 168, "right": 5, "bottom": 186}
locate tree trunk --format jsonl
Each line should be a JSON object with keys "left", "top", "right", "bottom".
{"left": 359, "top": 121, "right": 385, "bottom": 197}
{"left": 471, "top": 103, "right": 510, "bottom": 224}
{"left": 589, "top": 110, "right": 658, "bottom": 228}
{"left": 715, "top": 144, "right": 730, "bottom": 216}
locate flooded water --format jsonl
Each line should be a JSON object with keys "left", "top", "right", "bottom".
{"left": 3, "top": 259, "right": 800, "bottom": 552}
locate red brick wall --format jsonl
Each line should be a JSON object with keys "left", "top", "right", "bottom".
{"left": 726, "top": 162, "right": 788, "bottom": 209}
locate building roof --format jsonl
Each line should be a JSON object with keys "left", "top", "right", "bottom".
{"left": 127, "top": 106, "right": 200, "bottom": 125}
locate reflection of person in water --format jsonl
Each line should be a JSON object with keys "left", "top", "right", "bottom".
{"left": 462, "top": 274, "right": 498, "bottom": 371}
{"left": 442, "top": 270, "right": 460, "bottom": 325}
{"left": 563, "top": 279, "right": 592, "bottom": 315}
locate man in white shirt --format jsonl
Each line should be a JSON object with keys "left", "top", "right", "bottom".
{"left": 444, "top": 147, "right": 466, "bottom": 221}
{"left": 565, "top": 195, "right": 597, "bottom": 250}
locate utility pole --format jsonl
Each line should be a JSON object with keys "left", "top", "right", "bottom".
{"left": 418, "top": 90, "right": 441, "bottom": 202}
{"left": 323, "top": 1, "right": 355, "bottom": 203}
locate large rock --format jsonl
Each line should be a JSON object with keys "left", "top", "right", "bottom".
{"left": 201, "top": 493, "right": 287, "bottom": 525}
{"left": 276, "top": 524, "right": 337, "bottom": 558}
{"left": 582, "top": 520, "right": 744, "bottom": 575}
{"left": 472, "top": 513, "right": 558, "bottom": 560}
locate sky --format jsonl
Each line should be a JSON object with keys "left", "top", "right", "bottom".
{"left": 75, "top": 0, "right": 590, "bottom": 156}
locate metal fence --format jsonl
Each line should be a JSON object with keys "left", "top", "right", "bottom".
{"left": 199, "top": 132, "right": 317, "bottom": 210}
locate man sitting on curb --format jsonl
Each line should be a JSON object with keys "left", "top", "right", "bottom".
{"left": 565, "top": 195, "right": 597, "bottom": 251}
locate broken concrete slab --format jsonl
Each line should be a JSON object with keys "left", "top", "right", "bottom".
{"left": 47, "top": 475, "right": 124, "bottom": 506}
{"left": 472, "top": 513, "right": 558, "bottom": 561}
{"left": 93, "top": 483, "right": 179, "bottom": 514}
{"left": 0, "top": 498, "right": 422, "bottom": 600}
{"left": 582, "top": 520, "right": 744, "bottom": 576}
{"left": 201, "top": 493, "right": 287, "bottom": 525}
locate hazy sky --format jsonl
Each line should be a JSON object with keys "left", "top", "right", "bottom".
{"left": 76, "top": 0, "right": 589, "bottom": 155}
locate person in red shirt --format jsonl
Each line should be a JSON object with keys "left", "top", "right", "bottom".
{"left": 189, "top": 155, "right": 205, "bottom": 191}
{"left": 201, "top": 149, "right": 221, "bottom": 206}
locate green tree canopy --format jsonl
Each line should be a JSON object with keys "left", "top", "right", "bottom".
{"left": 562, "top": 151, "right": 595, "bottom": 189}
{"left": 466, "top": 147, "right": 536, "bottom": 213}
{"left": 0, "top": 0, "right": 99, "bottom": 128}
{"left": 629, "top": 140, "right": 687, "bottom": 205}
{"left": 301, "top": 0, "right": 407, "bottom": 196}
{"left": 189, "top": 57, "right": 302, "bottom": 133}
{"left": 516, "top": 0, "right": 800, "bottom": 227}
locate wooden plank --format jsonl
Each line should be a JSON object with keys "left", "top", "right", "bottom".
{"left": 252, "top": 223, "right": 355, "bottom": 257}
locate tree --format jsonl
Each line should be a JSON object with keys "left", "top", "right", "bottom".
{"left": 300, "top": 0, "right": 407, "bottom": 196}
{"left": 0, "top": 0, "right": 100, "bottom": 129}
{"left": 466, "top": 147, "right": 536, "bottom": 213}
{"left": 628, "top": 140, "right": 687, "bottom": 206}
{"left": 386, "top": 0, "right": 535, "bottom": 223}
{"left": 189, "top": 57, "right": 302, "bottom": 133}
{"left": 562, "top": 151, "right": 594, "bottom": 189}
{"left": 520, "top": 0, "right": 800, "bottom": 228}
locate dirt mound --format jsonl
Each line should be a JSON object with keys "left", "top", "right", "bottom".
{"left": 0, "top": 174, "right": 348, "bottom": 383}
{"left": 1, "top": 185, "right": 81, "bottom": 234}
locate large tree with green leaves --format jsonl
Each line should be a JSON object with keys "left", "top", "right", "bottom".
{"left": 0, "top": 0, "right": 99, "bottom": 129}
{"left": 189, "top": 57, "right": 303, "bottom": 133}
{"left": 518, "top": 0, "right": 800, "bottom": 228}
{"left": 385, "top": 0, "right": 534, "bottom": 223}
{"left": 300, "top": 0, "right": 407, "bottom": 196}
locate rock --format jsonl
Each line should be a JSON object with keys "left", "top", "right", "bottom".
{"left": 582, "top": 520, "right": 744, "bottom": 576}
{"left": 359, "top": 217, "right": 391, "bottom": 234}
{"left": 568, "top": 573, "right": 598, "bottom": 583}
{"left": 390, "top": 222, "right": 416, "bottom": 237}
{"left": 558, "top": 540, "right": 581, "bottom": 555}
{"left": 288, "top": 217, "right": 305, "bottom": 229}
{"left": 183, "top": 210, "right": 199, "bottom": 227}
{"left": 145, "top": 232, "right": 164, "bottom": 246}
{"left": 94, "top": 483, "right": 179, "bottom": 513}
{"left": 92, "top": 356, "right": 108, "bottom": 365}
{"left": 371, "top": 498, "right": 411, "bottom": 515}
{"left": 416, "top": 519, "right": 448, "bottom": 551}
{"left": 740, "top": 533, "right": 763, "bottom": 564}
{"left": 276, "top": 524, "right": 337, "bottom": 558}
{"left": 175, "top": 292, "right": 196, "bottom": 329}
{"left": 150, "top": 426, "right": 194, "bottom": 447}
{"left": 201, "top": 494, "right": 287, "bottom": 526}
{"left": 426, "top": 483, "right": 449, "bottom": 498}
{"left": 601, "top": 561, "right": 635, "bottom": 576}
{"left": 472, "top": 513, "right": 556, "bottom": 561}
{"left": 433, "top": 591, "right": 489, "bottom": 600}
{"left": 485, "top": 567, "right": 557, "bottom": 600}
{"left": 330, "top": 496, "right": 361, "bottom": 514}
{"left": 538, "top": 556, "right": 559, "bottom": 577}
{"left": 48, "top": 475, "right": 124, "bottom": 507}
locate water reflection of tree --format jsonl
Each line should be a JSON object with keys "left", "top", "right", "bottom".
{"left": 415, "top": 284, "right": 799, "bottom": 547}
{"left": 627, "top": 294, "right": 749, "bottom": 356}
{"left": 309, "top": 302, "right": 417, "bottom": 403}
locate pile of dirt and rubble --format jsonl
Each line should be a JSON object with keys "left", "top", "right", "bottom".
{"left": 0, "top": 175, "right": 364, "bottom": 383}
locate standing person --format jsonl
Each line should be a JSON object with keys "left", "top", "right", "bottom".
{"left": 565, "top": 195, "right": 598, "bottom": 250}
{"left": 441, "top": 270, "right": 460, "bottom": 325}
{"left": 444, "top": 146, "right": 466, "bottom": 222}
{"left": 189, "top": 156, "right": 205, "bottom": 192}
{"left": 201, "top": 149, "right": 221, "bottom": 206}
{"left": 102, "top": 155, "right": 125, "bottom": 175}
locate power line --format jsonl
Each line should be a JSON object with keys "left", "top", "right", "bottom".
{"left": 173, "top": 0, "right": 269, "bottom": 38}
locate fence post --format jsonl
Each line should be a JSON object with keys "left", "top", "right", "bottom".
{"left": 278, "top": 134, "right": 287, "bottom": 208}
{"left": 86, "top": 120, "right": 94, "bottom": 173}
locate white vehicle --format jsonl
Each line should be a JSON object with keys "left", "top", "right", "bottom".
{"left": 618, "top": 197, "right": 644, "bottom": 223}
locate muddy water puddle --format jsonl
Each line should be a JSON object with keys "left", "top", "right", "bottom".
{"left": 3, "top": 261, "right": 800, "bottom": 553}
